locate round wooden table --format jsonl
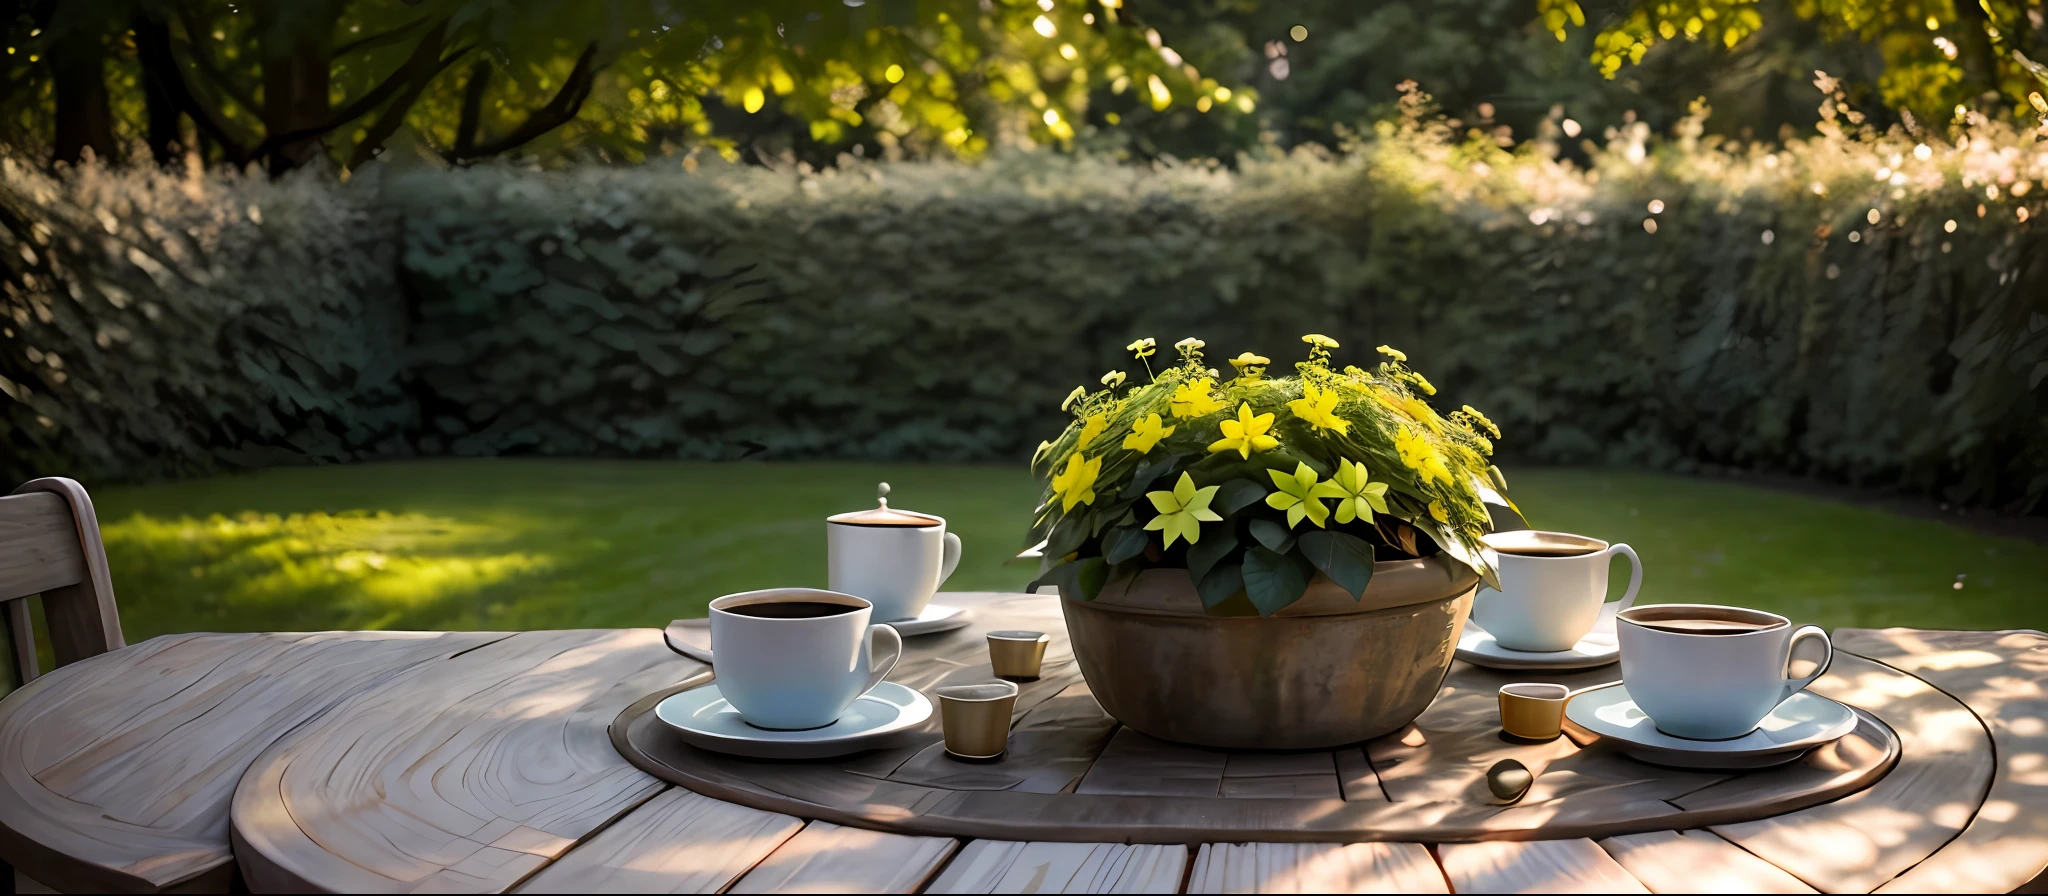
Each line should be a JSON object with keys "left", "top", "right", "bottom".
{"left": 0, "top": 592, "right": 2042, "bottom": 894}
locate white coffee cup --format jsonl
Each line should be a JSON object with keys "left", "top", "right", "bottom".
{"left": 708, "top": 588, "right": 903, "bottom": 730}
{"left": 1474, "top": 530, "right": 1643, "bottom": 652}
{"left": 827, "top": 512, "right": 962, "bottom": 622}
{"left": 1616, "top": 603, "right": 1833, "bottom": 740}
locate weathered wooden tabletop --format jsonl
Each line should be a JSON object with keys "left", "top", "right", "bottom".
{"left": 0, "top": 592, "right": 2042, "bottom": 894}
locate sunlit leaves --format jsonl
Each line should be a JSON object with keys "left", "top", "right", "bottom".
{"left": 12, "top": 0, "right": 1248, "bottom": 167}
{"left": 1550, "top": 0, "right": 2039, "bottom": 122}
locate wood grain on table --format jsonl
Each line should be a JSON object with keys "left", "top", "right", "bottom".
{"left": 727, "top": 821, "right": 958, "bottom": 894}
{"left": 1437, "top": 839, "right": 1650, "bottom": 894}
{"left": 511, "top": 789, "right": 802, "bottom": 894}
{"left": 1705, "top": 653, "right": 1994, "bottom": 893}
{"left": 1, "top": 589, "right": 2043, "bottom": 896}
{"left": 230, "top": 628, "right": 705, "bottom": 893}
{"left": 0, "top": 630, "right": 504, "bottom": 893}
{"left": 1598, "top": 830, "right": 1817, "bottom": 894}
{"left": 1185, "top": 842, "right": 1446, "bottom": 894}
{"left": 927, "top": 840, "right": 1189, "bottom": 894}
{"left": 1839, "top": 629, "right": 2048, "bottom": 895}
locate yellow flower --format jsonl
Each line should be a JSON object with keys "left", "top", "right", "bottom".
{"left": 1462, "top": 404, "right": 1501, "bottom": 438}
{"left": 1301, "top": 333, "right": 1340, "bottom": 348}
{"left": 1320, "top": 459, "right": 1390, "bottom": 524}
{"left": 1060, "top": 386, "right": 1087, "bottom": 411}
{"left": 1376, "top": 344, "right": 1408, "bottom": 362}
{"left": 1174, "top": 337, "right": 1207, "bottom": 352}
{"left": 1409, "top": 372, "right": 1437, "bottom": 395}
{"left": 1076, "top": 413, "right": 1108, "bottom": 448}
{"left": 1050, "top": 453, "right": 1102, "bottom": 512}
{"left": 1428, "top": 500, "right": 1450, "bottom": 523}
{"left": 1122, "top": 413, "right": 1175, "bottom": 453}
{"left": 1265, "top": 462, "right": 1331, "bottom": 529}
{"left": 1168, "top": 377, "right": 1227, "bottom": 419}
{"left": 1101, "top": 370, "right": 1127, "bottom": 388}
{"left": 1286, "top": 384, "right": 1351, "bottom": 435}
{"left": 1228, "top": 352, "right": 1271, "bottom": 373}
{"left": 1143, "top": 472, "right": 1221, "bottom": 548}
{"left": 1396, "top": 427, "right": 1453, "bottom": 487}
{"left": 1126, "top": 337, "right": 1157, "bottom": 359}
{"left": 1382, "top": 391, "right": 1443, "bottom": 432}
{"left": 1208, "top": 402, "right": 1280, "bottom": 459}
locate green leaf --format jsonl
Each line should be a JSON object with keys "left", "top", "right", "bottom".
{"left": 1186, "top": 528, "right": 1240, "bottom": 583}
{"left": 1032, "top": 556, "right": 1110, "bottom": 601}
{"left": 1297, "top": 530, "right": 1375, "bottom": 599}
{"left": 1249, "top": 517, "right": 1296, "bottom": 554}
{"left": 1122, "top": 454, "right": 1178, "bottom": 499}
{"left": 1256, "top": 448, "right": 1329, "bottom": 479}
{"left": 1044, "top": 515, "right": 1087, "bottom": 560}
{"left": 1090, "top": 499, "right": 1134, "bottom": 536}
{"left": 1212, "top": 478, "right": 1268, "bottom": 517}
{"left": 1195, "top": 562, "right": 1244, "bottom": 609}
{"left": 1103, "top": 525, "right": 1149, "bottom": 565}
{"left": 1242, "top": 546, "right": 1310, "bottom": 616}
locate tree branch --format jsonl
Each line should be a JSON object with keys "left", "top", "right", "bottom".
{"left": 171, "top": 1, "right": 261, "bottom": 115}
{"left": 349, "top": 46, "right": 472, "bottom": 168}
{"left": 245, "top": 20, "right": 451, "bottom": 163}
{"left": 334, "top": 15, "right": 431, "bottom": 58}
{"left": 132, "top": 13, "right": 252, "bottom": 163}
{"left": 444, "top": 42, "right": 603, "bottom": 161}
{"left": 169, "top": 38, "right": 261, "bottom": 115}
{"left": 453, "top": 58, "right": 493, "bottom": 155}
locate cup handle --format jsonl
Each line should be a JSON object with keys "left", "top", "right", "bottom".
{"left": 1781, "top": 625, "right": 1833, "bottom": 701}
{"left": 938, "top": 531, "right": 962, "bottom": 585}
{"left": 864, "top": 623, "right": 903, "bottom": 694}
{"left": 1605, "top": 543, "right": 1643, "bottom": 611}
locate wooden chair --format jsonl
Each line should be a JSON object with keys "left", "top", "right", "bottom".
{"left": 0, "top": 477, "right": 124, "bottom": 686}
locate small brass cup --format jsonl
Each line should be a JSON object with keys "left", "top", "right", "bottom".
{"left": 1498, "top": 682, "right": 1571, "bottom": 741}
{"left": 987, "top": 630, "right": 1050, "bottom": 680}
{"left": 936, "top": 680, "right": 1018, "bottom": 760}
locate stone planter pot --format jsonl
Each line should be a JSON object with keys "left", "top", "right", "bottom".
{"left": 1059, "top": 556, "right": 1478, "bottom": 750}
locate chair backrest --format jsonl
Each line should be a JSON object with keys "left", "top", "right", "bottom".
{"left": 0, "top": 478, "right": 124, "bottom": 685}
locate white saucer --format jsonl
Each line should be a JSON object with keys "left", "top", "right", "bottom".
{"left": 888, "top": 603, "right": 973, "bottom": 637}
{"left": 665, "top": 605, "right": 972, "bottom": 663}
{"left": 1564, "top": 682, "right": 1859, "bottom": 769}
{"left": 1455, "top": 603, "right": 1620, "bottom": 670}
{"left": 653, "top": 681, "right": 933, "bottom": 760}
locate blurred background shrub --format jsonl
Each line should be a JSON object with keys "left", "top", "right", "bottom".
{"left": 7, "top": 86, "right": 2044, "bottom": 509}
{"left": 0, "top": 158, "right": 413, "bottom": 481}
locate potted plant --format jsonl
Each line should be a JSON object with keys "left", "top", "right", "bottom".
{"left": 1028, "top": 335, "right": 1511, "bottom": 749}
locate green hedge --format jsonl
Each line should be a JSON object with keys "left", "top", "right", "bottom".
{"left": 5, "top": 101, "right": 2046, "bottom": 509}
{"left": 0, "top": 161, "right": 412, "bottom": 482}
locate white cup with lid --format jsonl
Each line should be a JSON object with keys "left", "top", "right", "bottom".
{"left": 827, "top": 483, "right": 962, "bottom": 622}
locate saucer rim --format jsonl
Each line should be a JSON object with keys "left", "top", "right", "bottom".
{"left": 1455, "top": 602, "right": 1621, "bottom": 667}
{"left": 1563, "top": 681, "right": 1857, "bottom": 756}
{"left": 654, "top": 680, "right": 933, "bottom": 747}
{"left": 886, "top": 603, "right": 974, "bottom": 636}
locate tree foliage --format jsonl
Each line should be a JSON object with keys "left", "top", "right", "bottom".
{"left": 3, "top": 0, "right": 1259, "bottom": 171}
{"left": 1545, "top": 0, "right": 2048, "bottom": 124}
{"left": 10, "top": 1, "right": 2040, "bottom": 171}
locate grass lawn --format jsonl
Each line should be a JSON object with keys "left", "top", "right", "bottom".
{"left": 77, "top": 459, "right": 2045, "bottom": 644}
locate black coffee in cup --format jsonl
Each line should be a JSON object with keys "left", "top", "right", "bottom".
{"left": 1631, "top": 617, "right": 1780, "bottom": 636}
{"left": 723, "top": 601, "right": 860, "bottom": 620}
{"left": 1491, "top": 543, "right": 1600, "bottom": 558}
